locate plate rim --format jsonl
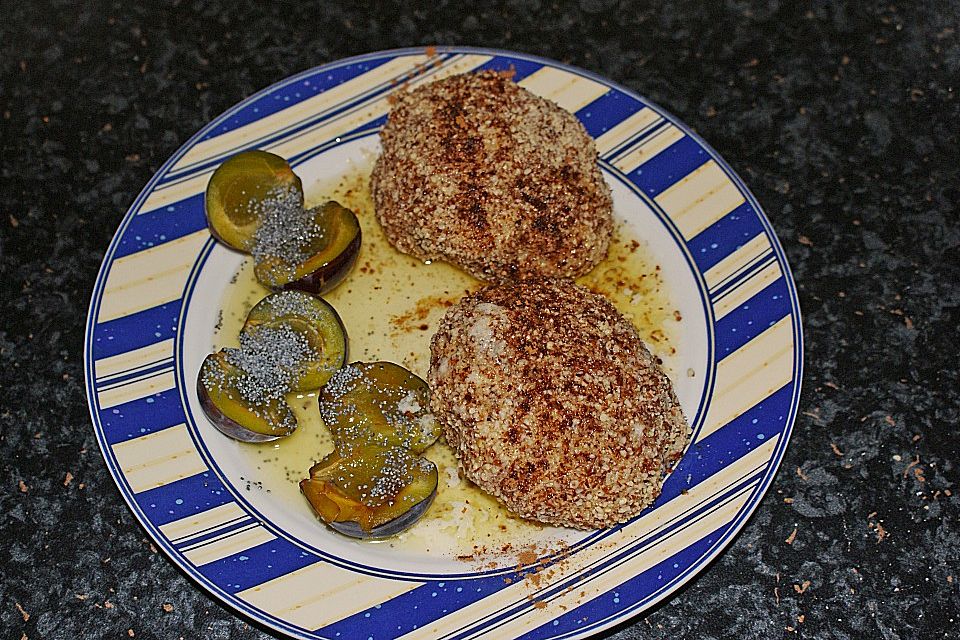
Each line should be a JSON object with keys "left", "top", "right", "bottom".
{"left": 84, "top": 45, "right": 804, "bottom": 640}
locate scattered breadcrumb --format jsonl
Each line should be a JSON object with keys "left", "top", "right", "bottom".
{"left": 903, "top": 455, "right": 920, "bottom": 477}
{"left": 63, "top": 472, "right": 73, "bottom": 486}
{"left": 785, "top": 527, "right": 798, "bottom": 545}
{"left": 18, "top": 480, "right": 28, "bottom": 493}
{"left": 15, "top": 602, "right": 29, "bottom": 622}
{"left": 875, "top": 523, "right": 888, "bottom": 543}
{"left": 868, "top": 515, "right": 888, "bottom": 543}
{"left": 163, "top": 603, "right": 174, "bottom": 612}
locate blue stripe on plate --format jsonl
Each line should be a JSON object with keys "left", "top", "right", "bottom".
{"left": 646, "top": 382, "right": 791, "bottom": 503}
{"left": 198, "top": 538, "right": 319, "bottom": 594}
{"left": 119, "top": 194, "right": 207, "bottom": 256}
{"left": 199, "top": 58, "right": 395, "bottom": 142}
{"left": 600, "top": 119, "right": 671, "bottom": 164}
{"left": 135, "top": 472, "right": 233, "bottom": 526}
{"left": 628, "top": 134, "right": 708, "bottom": 197}
{"left": 341, "top": 113, "right": 388, "bottom": 137}
{"left": 91, "top": 301, "right": 180, "bottom": 360}
{"left": 687, "top": 201, "right": 765, "bottom": 273}
{"left": 576, "top": 90, "right": 644, "bottom": 138}
{"left": 317, "top": 573, "right": 517, "bottom": 638}
{"left": 475, "top": 55, "right": 543, "bottom": 82}
{"left": 523, "top": 525, "right": 722, "bottom": 639}
{"left": 99, "top": 389, "right": 185, "bottom": 445}
{"left": 97, "top": 359, "right": 173, "bottom": 389}
{"left": 710, "top": 253, "right": 775, "bottom": 302}
{"left": 714, "top": 278, "right": 792, "bottom": 359}
{"left": 679, "top": 383, "right": 793, "bottom": 477}
{"left": 173, "top": 516, "right": 254, "bottom": 550}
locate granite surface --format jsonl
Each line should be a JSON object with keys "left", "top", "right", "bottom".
{"left": 2, "top": 1, "right": 958, "bottom": 638}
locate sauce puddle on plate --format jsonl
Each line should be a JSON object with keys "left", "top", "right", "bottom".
{"left": 212, "top": 161, "right": 679, "bottom": 558}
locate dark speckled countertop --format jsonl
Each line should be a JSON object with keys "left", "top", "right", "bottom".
{"left": 2, "top": 1, "right": 958, "bottom": 638}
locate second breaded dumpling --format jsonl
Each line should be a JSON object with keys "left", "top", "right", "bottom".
{"left": 428, "top": 278, "right": 689, "bottom": 529}
{"left": 371, "top": 71, "right": 613, "bottom": 283}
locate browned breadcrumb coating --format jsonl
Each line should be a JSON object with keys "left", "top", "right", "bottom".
{"left": 428, "top": 278, "right": 689, "bottom": 529}
{"left": 371, "top": 71, "right": 613, "bottom": 283}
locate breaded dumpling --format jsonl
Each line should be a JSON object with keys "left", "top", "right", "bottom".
{"left": 372, "top": 71, "right": 613, "bottom": 283}
{"left": 428, "top": 278, "right": 689, "bottom": 529}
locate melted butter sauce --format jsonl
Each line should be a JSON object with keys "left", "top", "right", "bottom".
{"left": 212, "top": 161, "right": 679, "bottom": 558}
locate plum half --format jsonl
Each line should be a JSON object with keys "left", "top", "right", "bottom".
{"left": 205, "top": 150, "right": 303, "bottom": 252}
{"left": 319, "top": 362, "right": 440, "bottom": 454}
{"left": 197, "top": 351, "right": 298, "bottom": 442}
{"left": 204, "top": 150, "right": 361, "bottom": 295}
{"left": 197, "top": 291, "right": 348, "bottom": 443}
{"left": 253, "top": 200, "right": 362, "bottom": 295}
{"left": 300, "top": 444, "right": 438, "bottom": 536}
{"left": 241, "top": 291, "right": 347, "bottom": 391}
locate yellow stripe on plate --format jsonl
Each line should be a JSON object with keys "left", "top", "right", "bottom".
{"left": 518, "top": 66, "right": 610, "bottom": 113}
{"left": 181, "top": 525, "right": 275, "bottom": 566}
{"left": 713, "top": 259, "right": 782, "bottom": 319}
{"left": 158, "top": 501, "right": 248, "bottom": 544}
{"left": 696, "top": 317, "right": 795, "bottom": 442}
{"left": 111, "top": 424, "right": 207, "bottom": 494}
{"left": 399, "top": 436, "right": 778, "bottom": 640}
{"left": 703, "top": 233, "right": 772, "bottom": 292}
{"left": 236, "top": 562, "right": 421, "bottom": 631}
{"left": 97, "top": 369, "right": 175, "bottom": 409}
{"left": 654, "top": 160, "right": 746, "bottom": 240}
{"left": 171, "top": 56, "right": 430, "bottom": 173}
{"left": 611, "top": 125, "right": 685, "bottom": 175}
{"left": 136, "top": 54, "right": 493, "bottom": 216}
{"left": 595, "top": 108, "right": 662, "bottom": 156}
{"left": 97, "top": 230, "right": 209, "bottom": 323}
{"left": 94, "top": 338, "right": 174, "bottom": 381}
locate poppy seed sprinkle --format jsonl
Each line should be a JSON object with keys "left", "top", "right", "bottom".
{"left": 319, "top": 364, "right": 439, "bottom": 452}
{"left": 220, "top": 324, "right": 319, "bottom": 405}
{"left": 259, "top": 290, "right": 333, "bottom": 324}
{"left": 251, "top": 185, "right": 325, "bottom": 279}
